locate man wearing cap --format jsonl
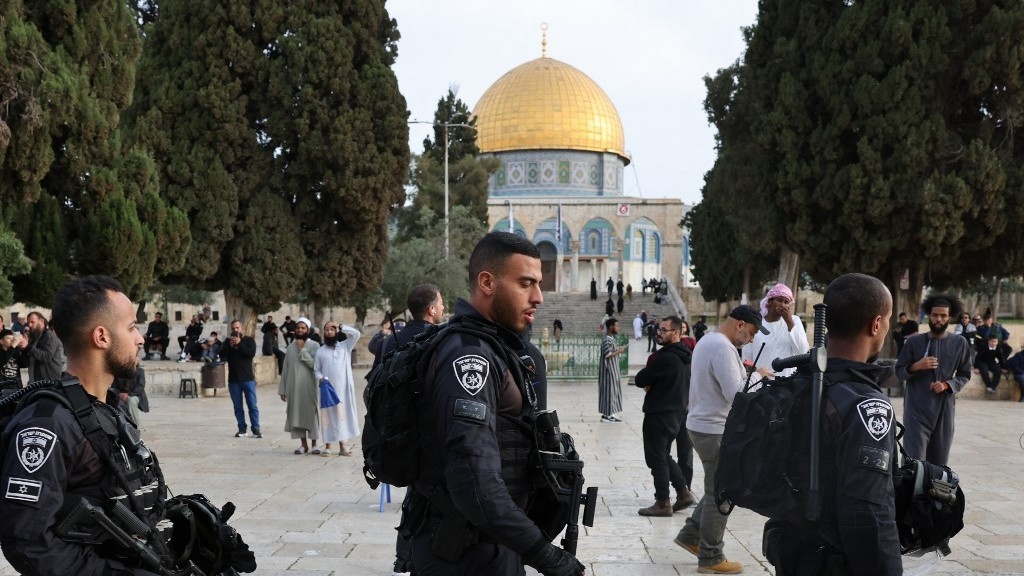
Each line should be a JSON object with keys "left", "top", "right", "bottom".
{"left": 674, "top": 304, "right": 770, "bottom": 574}
{"left": 894, "top": 294, "right": 971, "bottom": 467}
{"left": 742, "top": 283, "right": 809, "bottom": 377}
{"left": 279, "top": 317, "right": 322, "bottom": 454}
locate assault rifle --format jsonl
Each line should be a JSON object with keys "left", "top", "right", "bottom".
{"left": 533, "top": 410, "right": 598, "bottom": 555}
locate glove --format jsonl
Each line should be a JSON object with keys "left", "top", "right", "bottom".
{"left": 525, "top": 542, "right": 585, "bottom": 576}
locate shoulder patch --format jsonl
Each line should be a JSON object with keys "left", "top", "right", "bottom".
{"left": 453, "top": 354, "right": 490, "bottom": 396}
{"left": 857, "top": 445, "right": 891, "bottom": 473}
{"left": 856, "top": 398, "right": 893, "bottom": 441}
{"left": 5, "top": 477, "right": 42, "bottom": 503}
{"left": 453, "top": 399, "right": 488, "bottom": 423}
{"left": 16, "top": 427, "right": 57, "bottom": 474}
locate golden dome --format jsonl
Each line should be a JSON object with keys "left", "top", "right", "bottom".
{"left": 473, "top": 57, "right": 629, "bottom": 163}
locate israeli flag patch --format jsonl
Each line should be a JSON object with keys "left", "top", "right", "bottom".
{"left": 453, "top": 355, "right": 490, "bottom": 396}
{"left": 17, "top": 427, "right": 57, "bottom": 474}
{"left": 856, "top": 399, "right": 893, "bottom": 442}
{"left": 5, "top": 477, "right": 42, "bottom": 503}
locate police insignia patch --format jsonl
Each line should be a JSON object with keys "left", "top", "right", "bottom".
{"left": 453, "top": 355, "right": 490, "bottom": 396}
{"left": 16, "top": 427, "right": 57, "bottom": 474}
{"left": 856, "top": 399, "right": 893, "bottom": 442}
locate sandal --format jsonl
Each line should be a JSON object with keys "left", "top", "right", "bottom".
{"left": 294, "top": 447, "right": 308, "bottom": 455}
{"left": 311, "top": 449, "right": 321, "bottom": 455}
{"left": 320, "top": 451, "right": 332, "bottom": 457}
{"left": 339, "top": 448, "right": 352, "bottom": 457}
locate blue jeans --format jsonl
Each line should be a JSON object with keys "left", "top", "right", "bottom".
{"left": 229, "top": 381, "right": 260, "bottom": 432}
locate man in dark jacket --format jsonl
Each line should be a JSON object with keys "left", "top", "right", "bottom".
{"left": 143, "top": 312, "right": 170, "bottom": 360}
{"left": 220, "top": 320, "right": 261, "bottom": 438}
{"left": 634, "top": 315, "right": 695, "bottom": 516}
{"left": 408, "top": 232, "right": 583, "bottom": 576}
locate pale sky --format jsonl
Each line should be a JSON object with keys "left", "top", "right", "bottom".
{"left": 388, "top": 1, "right": 760, "bottom": 205}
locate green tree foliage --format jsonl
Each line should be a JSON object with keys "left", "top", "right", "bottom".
{"left": 0, "top": 225, "right": 29, "bottom": 306}
{"left": 0, "top": 0, "right": 187, "bottom": 303}
{"left": 128, "top": 0, "right": 409, "bottom": 318}
{"left": 699, "top": 1, "right": 1024, "bottom": 315}
{"left": 382, "top": 206, "right": 485, "bottom": 315}
{"left": 685, "top": 197, "right": 774, "bottom": 303}
{"left": 398, "top": 90, "right": 497, "bottom": 239}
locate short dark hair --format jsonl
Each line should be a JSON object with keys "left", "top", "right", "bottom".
{"left": 26, "top": 311, "right": 46, "bottom": 324}
{"left": 0, "top": 329, "right": 11, "bottom": 339}
{"left": 407, "top": 283, "right": 440, "bottom": 321}
{"left": 468, "top": 232, "right": 541, "bottom": 292}
{"left": 662, "top": 315, "right": 682, "bottom": 331}
{"left": 922, "top": 294, "right": 962, "bottom": 319}
{"left": 823, "top": 273, "right": 890, "bottom": 339}
{"left": 51, "top": 275, "right": 125, "bottom": 356}
{"left": 605, "top": 317, "right": 618, "bottom": 330}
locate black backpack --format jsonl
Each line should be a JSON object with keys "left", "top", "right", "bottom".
{"left": 361, "top": 322, "right": 503, "bottom": 489}
{"left": 714, "top": 370, "right": 814, "bottom": 519}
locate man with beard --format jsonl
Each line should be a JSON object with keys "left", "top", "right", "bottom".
{"left": 222, "top": 320, "right": 261, "bottom": 438}
{"left": 634, "top": 316, "right": 695, "bottom": 517}
{"left": 762, "top": 273, "right": 901, "bottom": 576}
{"left": 742, "top": 283, "right": 809, "bottom": 377}
{"left": 407, "top": 232, "right": 584, "bottom": 576}
{"left": 17, "top": 311, "right": 65, "bottom": 382}
{"left": 314, "top": 320, "right": 362, "bottom": 456}
{"left": 895, "top": 294, "right": 971, "bottom": 467}
{"left": 279, "top": 318, "right": 322, "bottom": 454}
{"left": 0, "top": 275, "right": 258, "bottom": 574}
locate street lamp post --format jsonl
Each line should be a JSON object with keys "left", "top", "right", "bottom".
{"left": 409, "top": 118, "right": 475, "bottom": 259}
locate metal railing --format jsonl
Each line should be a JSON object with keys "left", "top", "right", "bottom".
{"left": 532, "top": 333, "right": 629, "bottom": 380}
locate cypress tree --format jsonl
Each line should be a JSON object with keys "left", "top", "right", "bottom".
{"left": 130, "top": 0, "right": 409, "bottom": 319}
{"left": 0, "top": 0, "right": 185, "bottom": 303}
{"left": 702, "top": 0, "right": 1024, "bottom": 313}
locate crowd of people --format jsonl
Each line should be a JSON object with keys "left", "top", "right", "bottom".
{"left": 0, "top": 231, "right": 1002, "bottom": 576}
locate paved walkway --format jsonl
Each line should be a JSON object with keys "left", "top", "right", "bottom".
{"left": 2, "top": 338, "right": 1023, "bottom": 575}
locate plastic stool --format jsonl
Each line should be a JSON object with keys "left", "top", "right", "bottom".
{"left": 378, "top": 483, "right": 392, "bottom": 512}
{"left": 179, "top": 378, "right": 197, "bottom": 399}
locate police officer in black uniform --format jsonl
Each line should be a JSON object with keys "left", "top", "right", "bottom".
{"left": 0, "top": 275, "right": 254, "bottom": 575}
{"left": 408, "top": 232, "right": 584, "bottom": 576}
{"left": 762, "top": 273, "right": 902, "bottom": 575}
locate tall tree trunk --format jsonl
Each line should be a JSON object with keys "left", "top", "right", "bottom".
{"left": 742, "top": 265, "right": 751, "bottom": 305}
{"left": 777, "top": 246, "right": 800, "bottom": 293}
{"left": 992, "top": 277, "right": 1003, "bottom": 322}
{"left": 890, "top": 263, "right": 925, "bottom": 358}
{"left": 223, "top": 291, "right": 256, "bottom": 335}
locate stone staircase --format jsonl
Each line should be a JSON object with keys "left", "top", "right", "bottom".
{"left": 531, "top": 290, "right": 683, "bottom": 339}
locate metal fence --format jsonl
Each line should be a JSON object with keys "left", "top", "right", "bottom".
{"left": 531, "top": 333, "right": 629, "bottom": 380}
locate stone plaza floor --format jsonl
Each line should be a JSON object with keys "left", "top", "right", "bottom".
{"left": 1, "top": 337, "right": 1023, "bottom": 575}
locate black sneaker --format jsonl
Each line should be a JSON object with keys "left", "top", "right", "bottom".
{"left": 252, "top": 429, "right": 262, "bottom": 439}
{"left": 234, "top": 430, "right": 246, "bottom": 438}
